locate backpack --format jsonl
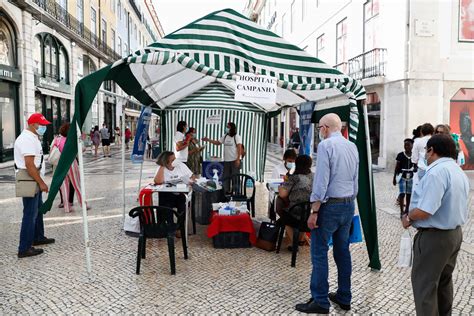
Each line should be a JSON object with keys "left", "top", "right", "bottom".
{"left": 225, "top": 135, "right": 246, "bottom": 159}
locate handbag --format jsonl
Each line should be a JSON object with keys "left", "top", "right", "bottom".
{"left": 256, "top": 221, "right": 279, "bottom": 251}
{"left": 328, "top": 215, "right": 363, "bottom": 245}
{"left": 48, "top": 137, "right": 61, "bottom": 166}
{"left": 15, "top": 169, "right": 39, "bottom": 197}
{"left": 397, "top": 230, "right": 413, "bottom": 268}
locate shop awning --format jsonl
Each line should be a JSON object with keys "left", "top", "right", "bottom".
{"left": 37, "top": 87, "right": 73, "bottom": 100}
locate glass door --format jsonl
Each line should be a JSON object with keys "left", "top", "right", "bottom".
{"left": 0, "top": 81, "right": 19, "bottom": 161}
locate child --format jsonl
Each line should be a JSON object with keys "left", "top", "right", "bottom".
{"left": 393, "top": 138, "right": 415, "bottom": 217}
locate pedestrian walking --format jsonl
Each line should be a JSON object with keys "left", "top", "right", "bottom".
{"left": 100, "top": 123, "right": 111, "bottom": 157}
{"left": 411, "top": 123, "right": 434, "bottom": 181}
{"left": 125, "top": 127, "right": 132, "bottom": 150}
{"left": 290, "top": 128, "right": 301, "bottom": 150}
{"left": 173, "top": 121, "right": 190, "bottom": 164}
{"left": 91, "top": 126, "right": 100, "bottom": 157}
{"left": 14, "top": 113, "right": 55, "bottom": 258}
{"left": 202, "top": 122, "right": 244, "bottom": 194}
{"left": 401, "top": 134, "right": 469, "bottom": 316}
{"left": 393, "top": 138, "right": 414, "bottom": 217}
{"left": 115, "top": 126, "right": 121, "bottom": 146}
{"left": 51, "top": 124, "right": 75, "bottom": 209}
{"left": 295, "top": 113, "right": 358, "bottom": 314}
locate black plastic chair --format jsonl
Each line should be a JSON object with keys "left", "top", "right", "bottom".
{"left": 129, "top": 206, "right": 188, "bottom": 275}
{"left": 275, "top": 201, "right": 312, "bottom": 267}
{"left": 222, "top": 173, "right": 256, "bottom": 217}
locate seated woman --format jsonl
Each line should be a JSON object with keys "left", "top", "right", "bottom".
{"left": 268, "top": 149, "right": 297, "bottom": 220}
{"left": 154, "top": 151, "right": 194, "bottom": 220}
{"left": 275, "top": 155, "right": 313, "bottom": 249}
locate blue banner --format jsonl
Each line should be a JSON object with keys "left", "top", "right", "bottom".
{"left": 299, "top": 102, "right": 315, "bottom": 156}
{"left": 131, "top": 106, "right": 152, "bottom": 163}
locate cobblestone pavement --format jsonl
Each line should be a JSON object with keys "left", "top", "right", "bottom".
{"left": 0, "top": 144, "right": 472, "bottom": 314}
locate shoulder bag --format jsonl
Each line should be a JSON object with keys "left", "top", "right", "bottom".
{"left": 15, "top": 156, "right": 43, "bottom": 197}
{"left": 48, "top": 137, "right": 61, "bottom": 166}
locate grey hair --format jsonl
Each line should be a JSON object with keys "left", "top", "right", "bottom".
{"left": 156, "top": 151, "right": 175, "bottom": 167}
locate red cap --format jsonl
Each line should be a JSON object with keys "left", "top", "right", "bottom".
{"left": 27, "top": 113, "right": 51, "bottom": 125}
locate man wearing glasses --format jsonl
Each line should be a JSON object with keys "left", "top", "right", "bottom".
{"left": 296, "top": 113, "right": 358, "bottom": 314}
{"left": 402, "top": 134, "right": 469, "bottom": 315}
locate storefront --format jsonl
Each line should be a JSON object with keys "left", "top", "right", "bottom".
{"left": 0, "top": 11, "right": 21, "bottom": 162}
{"left": 33, "top": 32, "right": 72, "bottom": 152}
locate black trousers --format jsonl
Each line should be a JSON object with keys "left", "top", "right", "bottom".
{"left": 158, "top": 192, "right": 186, "bottom": 223}
{"left": 59, "top": 182, "right": 75, "bottom": 204}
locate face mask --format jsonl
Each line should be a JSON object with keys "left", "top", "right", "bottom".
{"left": 286, "top": 162, "right": 295, "bottom": 170}
{"left": 319, "top": 130, "right": 325, "bottom": 141}
{"left": 225, "top": 127, "right": 230, "bottom": 134}
{"left": 37, "top": 125, "right": 47, "bottom": 136}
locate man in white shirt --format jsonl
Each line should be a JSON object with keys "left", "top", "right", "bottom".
{"left": 14, "top": 113, "right": 55, "bottom": 258}
{"left": 412, "top": 123, "right": 434, "bottom": 180}
{"left": 174, "top": 121, "right": 190, "bottom": 163}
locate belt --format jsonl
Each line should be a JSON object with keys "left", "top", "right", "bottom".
{"left": 417, "top": 226, "right": 460, "bottom": 232}
{"left": 326, "top": 197, "right": 353, "bottom": 204}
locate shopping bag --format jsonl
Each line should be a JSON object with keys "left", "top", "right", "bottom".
{"left": 256, "top": 221, "right": 279, "bottom": 251}
{"left": 397, "top": 230, "right": 412, "bottom": 268}
{"left": 328, "top": 215, "right": 363, "bottom": 245}
{"left": 124, "top": 214, "right": 140, "bottom": 236}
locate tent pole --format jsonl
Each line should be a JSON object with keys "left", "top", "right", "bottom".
{"left": 137, "top": 162, "right": 144, "bottom": 195}
{"left": 122, "top": 100, "right": 126, "bottom": 221}
{"left": 76, "top": 122, "right": 92, "bottom": 277}
{"left": 362, "top": 103, "right": 374, "bottom": 200}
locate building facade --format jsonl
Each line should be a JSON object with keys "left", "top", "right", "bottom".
{"left": 0, "top": 0, "right": 163, "bottom": 162}
{"left": 247, "top": 0, "right": 474, "bottom": 169}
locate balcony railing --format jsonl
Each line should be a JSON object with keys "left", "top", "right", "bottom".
{"left": 334, "top": 48, "right": 387, "bottom": 80}
{"left": 31, "top": 0, "right": 121, "bottom": 62}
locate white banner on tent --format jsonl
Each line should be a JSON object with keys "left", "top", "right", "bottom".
{"left": 206, "top": 114, "right": 221, "bottom": 125}
{"left": 235, "top": 73, "right": 277, "bottom": 104}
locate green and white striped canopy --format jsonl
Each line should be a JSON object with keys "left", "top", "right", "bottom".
{"left": 163, "top": 82, "right": 267, "bottom": 180}
{"left": 107, "top": 8, "right": 365, "bottom": 140}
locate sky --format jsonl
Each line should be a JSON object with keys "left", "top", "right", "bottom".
{"left": 153, "top": 0, "right": 246, "bottom": 35}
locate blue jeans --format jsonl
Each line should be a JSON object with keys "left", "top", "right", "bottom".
{"left": 310, "top": 201, "right": 354, "bottom": 309}
{"left": 18, "top": 192, "right": 45, "bottom": 252}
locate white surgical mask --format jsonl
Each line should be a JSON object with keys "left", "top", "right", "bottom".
{"left": 319, "top": 130, "right": 325, "bottom": 141}
{"left": 225, "top": 127, "right": 230, "bottom": 134}
{"left": 286, "top": 162, "right": 295, "bottom": 170}
{"left": 37, "top": 125, "right": 47, "bottom": 136}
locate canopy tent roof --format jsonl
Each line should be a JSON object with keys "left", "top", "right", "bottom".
{"left": 41, "top": 8, "right": 380, "bottom": 271}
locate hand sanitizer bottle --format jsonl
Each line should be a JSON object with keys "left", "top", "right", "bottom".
{"left": 212, "top": 169, "right": 219, "bottom": 189}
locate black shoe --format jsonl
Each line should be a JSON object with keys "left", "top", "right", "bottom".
{"left": 32, "top": 238, "right": 55, "bottom": 246}
{"left": 287, "top": 246, "right": 299, "bottom": 252}
{"left": 18, "top": 247, "right": 44, "bottom": 258}
{"left": 295, "top": 301, "right": 329, "bottom": 314}
{"left": 329, "top": 292, "right": 351, "bottom": 311}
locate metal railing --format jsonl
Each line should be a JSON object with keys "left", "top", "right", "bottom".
{"left": 334, "top": 48, "right": 387, "bottom": 80}
{"left": 32, "top": 0, "right": 121, "bottom": 62}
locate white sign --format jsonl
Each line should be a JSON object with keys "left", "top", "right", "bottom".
{"left": 206, "top": 114, "right": 221, "bottom": 125}
{"left": 415, "top": 19, "right": 434, "bottom": 37}
{"left": 235, "top": 73, "right": 277, "bottom": 104}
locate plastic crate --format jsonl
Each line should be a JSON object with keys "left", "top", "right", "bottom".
{"left": 212, "top": 232, "right": 251, "bottom": 249}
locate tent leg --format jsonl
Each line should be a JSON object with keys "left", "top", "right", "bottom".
{"left": 122, "top": 103, "right": 126, "bottom": 221}
{"left": 76, "top": 123, "right": 92, "bottom": 277}
{"left": 362, "top": 104, "right": 374, "bottom": 200}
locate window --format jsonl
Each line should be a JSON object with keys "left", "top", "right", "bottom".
{"left": 316, "top": 34, "right": 325, "bottom": 58}
{"left": 44, "top": 36, "right": 58, "bottom": 79}
{"left": 59, "top": 47, "right": 69, "bottom": 83}
{"left": 134, "top": 23, "right": 137, "bottom": 40}
{"left": 77, "top": 0, "right": 84, "bottom": 25}
{"left": 291, "top": 1, "right": 296, "bottom": 33}
{"left": 118, "top": 36, "right": 122, "bottom": 56}
{"left": 91, "top": 8, "right": 97, "bottom": 36}
{"left": 364, "top": 0, "right": 379, "bottom": 51}
{"left": 101, "top": 19, "right": 107, "bottom": 45}
{"left": 111, "top": 29, "right": 116, "bottom": 51}
{"left": 124, "top": 42, "right": 128, "bottom": 56}
{"left": 37, "top": 33, "right": 69, "bottom": 82}
{"left": 33, "top": 36, "right": 42, "bottom": 74}
{"left": 118, "top": 0, "right": 122, "bottom": 20}
{"left": 110, "top": 0, "right": 115, "bottom": 12}
{"left": 336, "top": 18, "right": 347, "bottom": 64}
{"left": 0, "top": 16, "right": 18, "bottom": 67}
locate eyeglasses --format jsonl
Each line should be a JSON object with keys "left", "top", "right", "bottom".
{"left": 317, "top": 125, "right": 329, "bottom": 130}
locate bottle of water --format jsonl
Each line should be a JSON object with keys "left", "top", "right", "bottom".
{"left": 212, "top": 169, "right": 219, "bottom": 189}
{"left": 246, "top": 178, "right": 253, "bottom": 188}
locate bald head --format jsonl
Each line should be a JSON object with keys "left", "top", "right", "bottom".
{"left": 320, "top": 113, "right": 342, "bottom": 133}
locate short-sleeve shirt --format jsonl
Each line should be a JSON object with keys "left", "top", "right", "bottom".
{"left": 409, "top": 158, "right": 469, "bottom": 230}
{"left": 100, "top": 128, "right": 109, "bottom": 140}
{"left": 14, "top": 129, "right": 45, "bottom": 177}
{"left": 281, "top": 173, "right": 313, "bottom": 208}
{"left": 395, "top": 152, "right": 414, "bottom": 179}
{"left": 411, "top": 136, "right": 430, "bottom": 169}
{"left": 173, "top": 131, "right": 188, "bottom": 162}
{"left": 154, "top": 160, "right": 193, "bottom": 184}
{"left": 218, "top": 134, "right": 242, "bottom": 162}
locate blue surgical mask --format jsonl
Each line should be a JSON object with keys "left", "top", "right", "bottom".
{"left": 37, "top": 125, "right": 47, "bottom": 136}
{"left": 225, "top": 127, "right": 230, "bottom": 134}
{"left": 286, "top": 162, "right": 295, "bottom": 170}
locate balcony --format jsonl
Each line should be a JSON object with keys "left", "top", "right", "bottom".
{"left": 12, "top": 0, "right": 121, "bottom": 63}
{"left": 335, "top": 48, "right": 387, "bottom": 81}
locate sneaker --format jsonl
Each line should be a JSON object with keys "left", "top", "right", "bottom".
{"left": 58, "top": 203, "right": 64, "bottom": 208}
{"left": 18, "top": 247, "right": 44, "bottom": 258}
{"left": 32, "top": 238, "right": 55, "bottom": 246}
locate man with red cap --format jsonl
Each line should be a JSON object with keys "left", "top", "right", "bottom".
{"left": 14, "top": 113, "right": 55, "bottom": 258}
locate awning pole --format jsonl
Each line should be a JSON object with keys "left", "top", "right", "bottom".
{"left": 362, "top": 103, "right": 374, "bottom": 200}
{"left": 122, "top": 100, "right": 127, "bottom": 221}
{"left": 76, "top": 122, "right": 92, "bottom": 277}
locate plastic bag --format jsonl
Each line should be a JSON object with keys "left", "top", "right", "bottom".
{"left": 397, "top": 230, "right": 413, "bottom": 268}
